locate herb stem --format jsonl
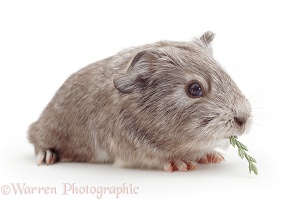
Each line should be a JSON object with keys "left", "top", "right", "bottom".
{"left": 229, "top": 136, "right": 258, "bottom": 175}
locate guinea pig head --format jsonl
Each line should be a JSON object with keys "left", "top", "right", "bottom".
{"left": 113, "top": 31, "right": 252, "bottom": 149}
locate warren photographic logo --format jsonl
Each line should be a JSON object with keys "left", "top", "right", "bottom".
{"left": 1, "top": 182, "right": 139, "bottom": 199}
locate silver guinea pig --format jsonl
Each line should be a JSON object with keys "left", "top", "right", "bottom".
{"left": 28, "top": 31, "right": 252, "bottom": 172}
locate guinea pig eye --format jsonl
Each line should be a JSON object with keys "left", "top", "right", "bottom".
{"left": 186, "top": 82, "right": 204, "bottom": 98}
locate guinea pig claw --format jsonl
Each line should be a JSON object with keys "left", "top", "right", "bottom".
{"left": 46, "top": 150, "right": 57, "bottom": 165}
{"left": 186, "top": 161, "right": 198, "bottom": 170}
{"left": 198, "top": 156, "right": 209, "bottom": 164}
{"left": 36, "top": 151, "right": 45, "bottom": 166}
{"left": 198, "top": 152, "right": 225, "bottom": 164}
{"left": 207, "top": 153, "right": 224, "bottom": 163}
{"left": 164, "top": 160, "right": 197, "bottom": 172}
{"left": 173, "top": 160, "right": 187, "bottom": 171}
{"left": 163, "top": 163, "right": 174, "bottom": 172}
{"left": 36, "top": 149, "right": 57, "bottom": 165}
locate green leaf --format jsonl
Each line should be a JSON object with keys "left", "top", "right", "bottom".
{"left": 244, "top": 153, "right": 251, "bottom": 162}
{"left": 235, "top": 141, "right": 242, "bottom": 149}
{"left": 248, "top": 155, "right": 257, "bottom": 163}
{"left": 239, "top": 142, "right": 248, "bottom": 151}
{"left": 230, "top": 137, "right": 236, "bottom": 147}
{"left": 238, "top": 148, "right": 245, "bottom": 159}
{"left": 249, "top": 162, "right": 258, "bottom": 175}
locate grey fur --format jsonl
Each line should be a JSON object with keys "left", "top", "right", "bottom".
{"left": 28, "top": 31, "right": 251, "bottom": 171}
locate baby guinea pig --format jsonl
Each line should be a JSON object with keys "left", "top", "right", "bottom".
{"left": 28, "top": 31, "right": 252, "bottom": 172}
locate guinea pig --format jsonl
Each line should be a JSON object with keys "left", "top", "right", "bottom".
{"left": 28, "top": 31, "right": 252, "bottom": 172}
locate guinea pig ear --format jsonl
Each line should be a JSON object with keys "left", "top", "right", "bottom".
{"left": 113, "top": 51, "right": 157, "bottom": 93}
{"left": 200, "top": 31, "right": 215, "bottom": 45}
{"left": 200, "top": 31, "right": 215, "bottom": 51}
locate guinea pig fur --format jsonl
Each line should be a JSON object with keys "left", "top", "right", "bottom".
{"left": 28, "top": 31, "right": 252, "bottom": 172}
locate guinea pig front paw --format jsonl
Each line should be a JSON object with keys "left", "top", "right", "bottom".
{"left": 197, "top": 152, "right": 224, "bottom": 164}
{"left": 163, "top": 160, "right": 197, "bottom": 172}
{"left": 36, "top": 149, "right": 58, "bottom": 165}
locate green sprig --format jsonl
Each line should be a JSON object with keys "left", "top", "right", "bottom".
{"left": 229, "top": 136, "right": 258, "bottom": 175}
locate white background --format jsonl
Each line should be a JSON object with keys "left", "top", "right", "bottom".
{"left": 0, "top": 0, "right": 293, "bottom": 199}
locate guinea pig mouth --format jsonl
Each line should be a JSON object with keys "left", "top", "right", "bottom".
{"left": 221, "top": 123, "right": 247, "bottom": 139}
{"left": 228, "top": 126, "right": 246, "bottom": 138}
{"left": 224, "top": 132, "right": 242, "bottom": 139}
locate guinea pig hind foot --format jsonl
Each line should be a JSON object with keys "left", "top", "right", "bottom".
{"left": 36, "top": 149, "right": 57, "bottom": 165}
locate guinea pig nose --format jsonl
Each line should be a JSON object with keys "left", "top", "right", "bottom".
{"left": 234, "top": 117, "right": 246, "bottom": 126}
